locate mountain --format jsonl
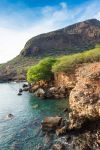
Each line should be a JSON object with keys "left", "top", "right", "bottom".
{"left": 21, "top": 19, "right": 100, "bottom": 57}
{"left": 0, "top": 19, "right": 100, "bottom": 82}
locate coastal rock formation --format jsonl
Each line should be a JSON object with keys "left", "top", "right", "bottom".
{"left": 29, "top": 74, "right": 76, "bottom": 99}
{"left": 69, "top": 62, "right": 100, "bottom": 128}
{"left": 41, "top": 116, "right": 62, "bottom": 132}
{"left": 72, "top": 130, "right": 100, "bottom": 150}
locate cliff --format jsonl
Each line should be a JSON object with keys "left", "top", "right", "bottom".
{"left": 21, "top": 19, "right": 100, "bottom": 57}
{"left": 39, "top": 62, "right": 100, "bottom": 150}
{"left": 53, "top": 62, "right": 100, "bottom": 127}
{"left": 69, "top": 62, "right": 100, "bottom": 127}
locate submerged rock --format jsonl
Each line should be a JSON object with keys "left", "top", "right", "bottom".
{"left": 19, "top": 88, "right": 23, "bottom": 93}
{"left": 5, "top": 114, "right": 14, "bottom": 120}
{"left": 32, "top": 104, "right": 39, "bottom": 109}
{"left": 17, "top": 92, "right": 22, "bottom": 96}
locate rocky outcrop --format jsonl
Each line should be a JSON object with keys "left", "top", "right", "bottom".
{"left": 29, "top": 80, "right": 71, "bottom": 99}
{"left": 29, "top": 72, "right": 76, "bottom": 99}
{"left": 69, "top": 62, "right": 100, "bottom": 129}
{"left": 54, "top": 72, "right": 75, "bottom": 88}
{"left": 41, "top": 116, "right": 62, "bottom": 132}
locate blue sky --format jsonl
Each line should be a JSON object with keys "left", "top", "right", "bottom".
{"left": 0, "top": 0, "right": 100, "bottom": 63}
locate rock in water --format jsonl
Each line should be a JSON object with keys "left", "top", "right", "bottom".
{"left": 41, "top": 116, "right": 62, "bottom": 132}
{"left": 32, "top": 104, "right": 39, "bottom": 109}
{"left": 17, "top": 92, "right": 22, "bottom": 96}
{"left": 34, "top": 88, "right": 45, "bottom": 98}
{"left": 5, "top": 114, "right": 14, "bottom": 120}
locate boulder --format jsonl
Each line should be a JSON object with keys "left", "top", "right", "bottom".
{"left": 23, "top": 87, "right": 29, "bottom": 91}
{"left": 34, "top": 88, "right": 45, "bottom": 98}
{"left": 5, "top": 114, "right": 14, "bottom": 120}
{"left": 23, "top": 83, "right": 28, "bottom": 88}
{"left": 19, "top": 88, "right": 23, "bottom": 93}
{"left": 17, "top": 92, "right": 22, "bottom": 96}
{"left": 41, "top": 116, "right": 62, "bottom": 131}
{"left": 31, "top": 85, "right": 39, "bottom": 92}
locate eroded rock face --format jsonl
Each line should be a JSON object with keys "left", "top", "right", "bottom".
{"left": 72, "top": 130, "right": 100, "bottom": 150}
{"left": 69, "top": 62, "right": 100, "bottom": 128}
{"left": 54, "top": 72, "right": 75, "bottom": 88}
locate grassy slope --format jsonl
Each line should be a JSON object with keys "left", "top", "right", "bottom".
{"left": 26, "top": 45, "right": 100, "bottom": 82}
{"left": 52, "top": 45, "right": 100, "bottom": 73}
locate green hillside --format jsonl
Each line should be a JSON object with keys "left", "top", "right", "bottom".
{"left": 27, "top": 45, "right": 100, "bottom": 82}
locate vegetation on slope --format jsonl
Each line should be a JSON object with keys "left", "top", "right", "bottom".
{"left": 0, "top": 56, "right": 39, "bottom": 81}
{"left": 27, "top": 57, "right": 56, "bottom": 82}
{"left": 27, "top": 45, "right": 100, "bottom": 83}
{"left": 52, "top": 45, "right": 100, "bottom": 72}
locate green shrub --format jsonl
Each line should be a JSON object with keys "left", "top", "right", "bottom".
{"left": 52, "top": 46, "right": 100, "bottom": 72}
{"left": 27, "top": 45, "right": 100, "bottom": 83}
{"left": 27, "top": 57, "right": 56, "bottom": 83}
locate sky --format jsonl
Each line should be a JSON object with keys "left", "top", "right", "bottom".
{"left": 0, "top": 0, "right": 100, "bottom": 63}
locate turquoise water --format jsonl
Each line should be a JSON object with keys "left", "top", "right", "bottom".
{"left": 0, "top": 83, "right": 67, "bottom": 150}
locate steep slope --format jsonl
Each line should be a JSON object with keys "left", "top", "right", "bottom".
{"left": 21, "top": 19, "right": 100, "bottom": 57}
{"left": 0, "top": 19, "right": 100, "bottom": 82}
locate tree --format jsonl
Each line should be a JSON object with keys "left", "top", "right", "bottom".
{"left": 27, "top": 57, "right": 56, "bottom": 83}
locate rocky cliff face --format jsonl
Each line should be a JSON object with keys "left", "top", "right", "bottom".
{"left": 54, "top": 62, "right": 100, "bottom": 127}
{"left": 38, "top": 62, "right": 100, "bottom": 150}
{"left": 68, "top": 62, "right": 100, "bottom": 128}
{"left": 54, "top": 72, "right": 76, "bottom": 88}
{"left": 52, "top": 63, "right": 100, "bottom": 150}
{"left": 21, "top": 19, "right": 100, "bottom": 57}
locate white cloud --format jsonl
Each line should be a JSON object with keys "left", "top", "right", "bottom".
{"left": 0, "top": 1, "right": 100, "bottom": 63}
{"left": 94, "top": 12, "right": 100, "bottom": 20}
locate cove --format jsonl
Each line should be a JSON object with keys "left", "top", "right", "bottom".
{"left": 0, "top": 83, "right": 67, "bottom": 150}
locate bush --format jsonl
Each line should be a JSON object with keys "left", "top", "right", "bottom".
{"left": 52, "top": 46, "right": 100, "bottom": 72}
{"left": 27, "top": 57, "right": 56, "bottom": 83}
{"left": 27, "top": 45, "right": 100, "bottom": 83}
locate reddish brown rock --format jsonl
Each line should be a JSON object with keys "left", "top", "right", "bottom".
{"left": 69, "top": 62, "right": 100, "bottom": 128}
{"left": 41, "top": 116, "right": 62, "bottom": 131}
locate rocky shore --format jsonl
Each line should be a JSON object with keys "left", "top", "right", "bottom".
{"left": 19, "top": 62, "right": 100, "bottom": 150}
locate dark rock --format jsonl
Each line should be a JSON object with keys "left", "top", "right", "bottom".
{"left": 6, "top": 113, "right": 14, "bottom": 120}
{"left": 17, "top": 92, "right": 22, "bottom": 96}
{"left": 19, "top": 88, "right": 23, "bottom": 93}
{"left": 23, "top": 87, "right": 29, "bottom": 91}
{"left": 23, "top": 83, "right": 28, "bottom": 88}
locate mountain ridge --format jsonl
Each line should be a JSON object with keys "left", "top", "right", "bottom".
{"left": 0, "top": 18, "right": 100, "bottom": 81}
{"left": 21, "top": 18, "right": 100, "bottom": 57}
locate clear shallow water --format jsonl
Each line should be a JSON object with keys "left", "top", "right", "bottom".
{"left": 0, "top": 83, "right": 67, "bottom": 150}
